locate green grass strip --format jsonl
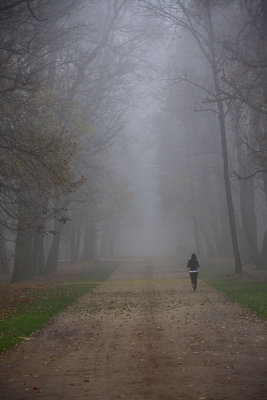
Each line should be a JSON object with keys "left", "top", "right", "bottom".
{"left": 204, "top": 278, "right": 267, "bottom": 319}
{"left": 200, "top": 260, "right": 267, "bottom": 318}
{"left": 0, "top": 282, "right": 96, "bottom": 353}
{"left": 0, "top": 261, "right": 118, "bottom": 353}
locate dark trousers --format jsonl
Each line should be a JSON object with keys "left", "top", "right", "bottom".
{"left": 189, "top": 271, "right": 198, "bottom": 289}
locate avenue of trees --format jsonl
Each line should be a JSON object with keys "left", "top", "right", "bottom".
{"left": 0, "top": 0, "right": 266, "bottom": 282}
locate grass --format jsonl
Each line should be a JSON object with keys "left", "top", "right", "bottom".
{"left": 200, "top": 259, "right": 267, "bottom": 319}
{"left": 0, "top": 261, "right": 118, "bottom": 353}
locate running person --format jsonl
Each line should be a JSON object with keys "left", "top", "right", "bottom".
{"left": 187, "top": 253, "right": 199, "bottom": 292}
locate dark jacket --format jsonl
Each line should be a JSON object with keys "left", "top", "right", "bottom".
{"left": 187, "top": 258, "right": 199, "bottom": 271}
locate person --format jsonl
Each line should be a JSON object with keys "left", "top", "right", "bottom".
{"left": 187, "top": 253, "right": 199, "bottom": 292}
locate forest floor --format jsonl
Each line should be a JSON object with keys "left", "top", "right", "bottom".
{"left": 0, "top": 260, "right": 266, "bottom": 400}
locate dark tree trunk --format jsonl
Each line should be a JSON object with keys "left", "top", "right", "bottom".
{"left": 32, "top": 210, "right": 47, "bottom": 276}
{"left": 12, "top": 200, "right": 34, "bottom": 283}
{"left": 46, "top": 219, "right": 64, "bottom": 274}
{"left": 259, "top": 230, "right": 267, "bottom": 270}
{"left": 12, "top": 228, "right": 34, "bottom": 283}
{"left": 217, "top": 196, "right": 233, "bottom": 258}
{"left": 0, "top": 229, "right": 9, "bottom": 274}
{"left": 239, "top": 179, "right": 260, "bottom": 268}
{"left": 207, "top": 6, "right": 242, "bottom": 273}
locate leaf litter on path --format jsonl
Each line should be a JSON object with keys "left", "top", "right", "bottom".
{"left": 0, "top": 260, "right": 266, "bottom": 400}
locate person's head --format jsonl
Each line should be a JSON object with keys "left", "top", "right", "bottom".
{"left": 191, "top": 253, "right": 197, "bottom": 260}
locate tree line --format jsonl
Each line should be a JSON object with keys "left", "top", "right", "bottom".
{"left": 0, "top": 0, "right": 142, "bottom": 282}
{"left": 146, "top": 0, "right": 266, "bottom": 271}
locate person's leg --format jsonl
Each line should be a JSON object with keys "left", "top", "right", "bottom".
{"left": 193, "top": 272, "right": 198, "bottom": 291}
{"left": 190, "top": 272, "right": 194, "bottom": 288}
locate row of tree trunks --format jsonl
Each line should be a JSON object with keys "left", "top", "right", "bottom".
{"left": 11, "top": 198, "right": 64, "bottom": 282}
{"left": 10, "top": 203, "right": 101, "bottom": 282}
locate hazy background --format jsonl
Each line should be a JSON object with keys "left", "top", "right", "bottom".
{"left": 0, "top": 0, "right": 266, "bottom": 282}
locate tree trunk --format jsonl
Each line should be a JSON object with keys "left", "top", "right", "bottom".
{"left": 12, "top": 229, "right": 34, "bottom": 283}
{"left": 239, "top": 179, "right": 260, "bottom": 268}
{"left": 0, "top": 229, "right": 9, "bottom": 274}
{"left": 259, "top": 229, "right": 267, "bottom": 270}
{"left": 207, "top": 6, "right": 242, "bottom": 273}
{"left": 32, "top": 210, "right": 47, "bottom": 276}
{"left": 46, "top": 219, "right": 64, "bottom": 274}
{"left": 12, "top": 199, "right": 34, "bottom": 283}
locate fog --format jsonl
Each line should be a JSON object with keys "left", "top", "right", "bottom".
{"left": 0, "top": 0, "right": 266, "bottom": 282}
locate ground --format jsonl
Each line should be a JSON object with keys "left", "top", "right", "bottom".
{"left": 0, "top": 260, "right": 266, "bottom": 399}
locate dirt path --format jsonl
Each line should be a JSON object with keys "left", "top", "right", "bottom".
{"left": 0, "top": 260, "right": 266, "bottom": 400}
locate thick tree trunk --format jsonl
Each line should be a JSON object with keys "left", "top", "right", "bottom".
{"left": 12, "top": 200, "right": 34, "bottom": 283}
{"left": 0, "top": 229, "right": 9, "bottom": 274}
{"left": 70, "top": 224, "right": 81, "bottom": 263}
{"left": 32, "top": 211, "right": 47, "bottom": 276}
{"left": 259, "top": 230, "right": 267, "bottom": 270}
{"left": 187, "top": 149, "right": 201, "bottom": 256}
{"left": 217, "top": 195, "right": 233, "bottom": 258}
{"left": 33, "top": 229, "right": 46, "bottom": 276}
{"left": 46, "top": 219, "right": 64, "bottom": 274}
{"left": 12, "top": 229, "right": 34, "bottom": 283}
{"left": 239, "top": 179, "right": 260, "bottom": 268}
{"left": 207, "top": 6, "right": 242, "bottom": 273}
{"left": 216, "top": 93, "right": 242, "bottom": 273}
